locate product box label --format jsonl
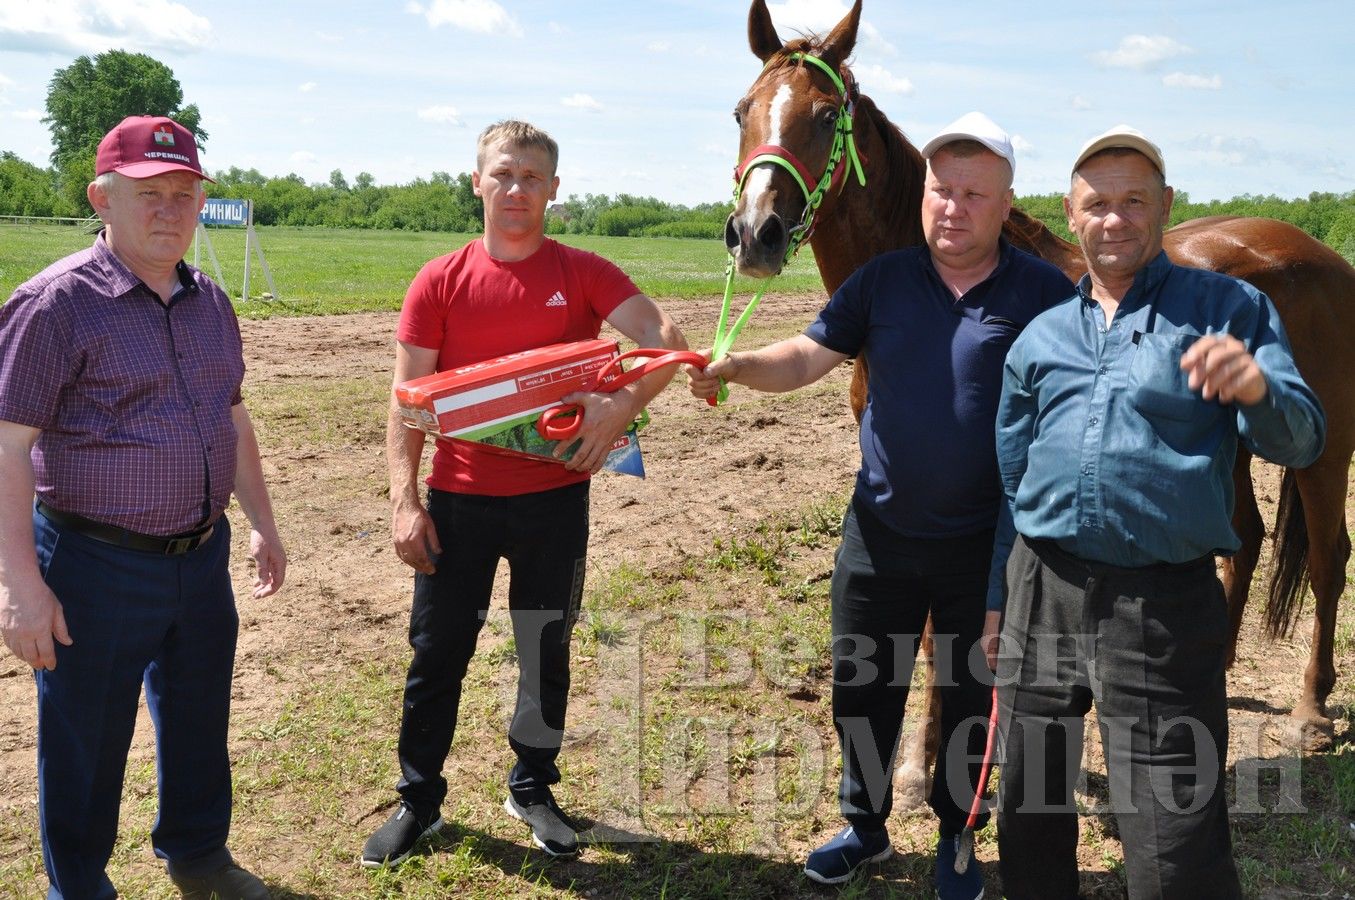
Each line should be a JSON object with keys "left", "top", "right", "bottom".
{"left": 395, "top": 339, "right": 644, "bottom": 477}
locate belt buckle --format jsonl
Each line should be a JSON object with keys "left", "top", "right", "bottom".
{"left": 164, "top": 536, "right": 195, "bottom": 555}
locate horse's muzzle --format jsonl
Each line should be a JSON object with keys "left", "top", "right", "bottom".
{"left": 725, "top": 211, "right": 788, "bottom": 277}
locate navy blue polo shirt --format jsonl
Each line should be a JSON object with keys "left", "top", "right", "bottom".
{"left": 805, "top": 241, "right": 1074, "bottom": 538}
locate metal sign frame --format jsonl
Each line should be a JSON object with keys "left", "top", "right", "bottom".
{"left": 194, "top": 199, "right": 277, "bottom": 300}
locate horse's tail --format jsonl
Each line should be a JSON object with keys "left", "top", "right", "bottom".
{"left": 1264, "top": 467, "right": 1310, "bottom": 639}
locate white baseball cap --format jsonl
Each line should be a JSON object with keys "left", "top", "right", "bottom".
{"left": 1072, "top": 124, "right": 1166, "bottom": 177}
{"left": 921, "top": 111, "right": 1016, "bottom": 178}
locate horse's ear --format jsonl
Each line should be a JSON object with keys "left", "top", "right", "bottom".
{"left": 748, "top": 0, "right": 783, "bottom": 62}
{"left": 818, "top": 0, "right": 862, "bottom": 70}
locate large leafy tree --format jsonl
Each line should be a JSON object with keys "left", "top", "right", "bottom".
{"left": 43, "top": 50, "right": 206, "bottom": 212}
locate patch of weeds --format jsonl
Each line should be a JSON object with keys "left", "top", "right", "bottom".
{"left": 792, "top": 494, "right": 846, "bottom": 548}
{"left": 711, "top": 525, "right": 788, "bottom": 585}
{"left": 729, "top": 734, "right": 779, "bottom": 776}
{"left": 577, "top": 607, "right": 627, "bottom": 652}
{"left": 480, "top": 637, "right": 518, "bottom": 667}
{"left": 1335, "top": 617, "right": 1355, "bottom": 655}
{"left": 588, "top": 561, "right": 651, "bottom": 611}
{"left": 1329, "top": 741, "right": 1355, "bottom": 813}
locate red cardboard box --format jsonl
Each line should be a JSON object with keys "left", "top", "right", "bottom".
{"left": 395, "top": 338, "right": 621, "bottom": 440}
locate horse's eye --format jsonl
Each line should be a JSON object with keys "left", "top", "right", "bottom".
{"left": 733, "top": 108, "right": 743, "bottom": 127}
{"left": 821, "top": 108, "right": 840, "bottom": 129}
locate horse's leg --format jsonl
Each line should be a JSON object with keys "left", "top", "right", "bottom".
{"left": 1291, "top": 457, "right": 1352, "bottom": 752}
{"left": 1222, "top": 447, "right": 1264, "bottom": 667}
{"left": 849, "top": 358, "right": 868, "bottom": 423}
{"left": 893, "top": 616, "right": 936, "bottom": 809}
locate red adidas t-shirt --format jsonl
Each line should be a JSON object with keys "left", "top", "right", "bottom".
{"left": 397, "top": 238, "right": 639, "bottom": 496}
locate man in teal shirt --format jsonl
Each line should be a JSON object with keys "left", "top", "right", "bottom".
{"left": 990, "top": 126, "right": 1324, "bottom": 898}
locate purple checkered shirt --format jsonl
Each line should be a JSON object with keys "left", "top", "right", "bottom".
{"left": 0, "top": 233, "right": 244, "bottom": 536}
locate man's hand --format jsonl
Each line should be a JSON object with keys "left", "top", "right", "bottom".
{"left": 1180, "top": 334, "right": 1268, "bottom": 406}
{"left": 392, "top": 498, "right": 441, "bottom": 575}
{"left": 248, "top": 525, "right": 288, "bottom": 598}
{"left": 686, "top": 350, "right": 732, "bottom": 401}
{"left": 0, "top": 577, "right": 72, "bottom": 670}
{"left": 554, "top": 388, "right": 641, "bottom": 473}
{"left": 982, "top": 609, "right": 1002, "bottom": 673}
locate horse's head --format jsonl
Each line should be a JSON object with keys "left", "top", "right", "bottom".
{"left": 726, "top": 0, "right": 865, "bottom": 278}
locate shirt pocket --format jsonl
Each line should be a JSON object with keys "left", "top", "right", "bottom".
{"left": 1128, "top": 332, "right": 1225, "bottom": 454}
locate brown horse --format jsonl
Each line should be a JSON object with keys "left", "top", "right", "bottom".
{"left": 727, "top": 0, "right": 1355, "bottom": 812}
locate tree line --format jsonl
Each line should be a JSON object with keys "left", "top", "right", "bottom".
{"left": 3, "top": 48, "right": 1353, "bottom": 263}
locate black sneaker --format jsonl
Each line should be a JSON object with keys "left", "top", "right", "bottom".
{"left": 169, "top": 861, "right": 271, "bottom": 899}
{"left": 503, "top": 793, "right": 580, "bottom": 857}
{"left": 360, "top": 802, "right": 444, "bottom": 868}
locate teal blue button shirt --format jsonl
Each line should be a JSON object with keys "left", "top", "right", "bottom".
{"left": 989, "top": 251, "right": 1325, "bottom": 607}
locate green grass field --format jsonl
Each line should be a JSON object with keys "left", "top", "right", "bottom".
{"left": 0, "top": 223, "right": 824, "bottom": 316}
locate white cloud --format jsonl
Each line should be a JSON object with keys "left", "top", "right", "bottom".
{"left": 417, "top": 104, "right": 461, "bottom": 124}
{"left": 1091, "top": 34, "right": 1192, "bottom": 70}
{"left": 1012, "top": 134, "right": 1034, "bottom": 155}
{"left": 1185, "top": 134, "right": 1263, "bottom": 165}
{"left": 12, "top": 108, "right": 43, "bottom": 121}
{"left": 299, "top": 81, "right": 318, "bottom": 93}
{"left": 561, "top": 93, "right": 602, "bottom": 112}
{"left": 1070, "top": 95, "right": 1092, "bottom": 110}
{"left": 647, "top": 41, "right": 671, "bottom": 53}
{"left": 290, "top": 150, "right": 318, "bottom": 165}
{"left": 1163, "top": 72, "right": 1222, "bottom": 90}
{"left": 0, "top": 0, "right": 211, "bottom": 54}
{"left": 765, "top": 1, "right": 895, "bottom": 55}
{"left": 857, "top": 23, "right": 896, "bottom": 56}
{"left": 858, "top": 63, "right": 913, "bottom": 95}
{"left": 411, "top": 0, "right": 522, "bottom": 38}
{"left": 548, "top": 22, "right": 569, "bottom": 35}
{"left": 315, "top": 30, "right": 342, "bottom": 43}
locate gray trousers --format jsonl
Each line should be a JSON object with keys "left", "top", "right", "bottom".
{"left": 995, "top": 536, "right": 1241, "bottom": 900}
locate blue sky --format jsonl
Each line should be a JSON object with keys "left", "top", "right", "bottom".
{"left": 1, "top": 0, "right": 1351, "bottom": 207}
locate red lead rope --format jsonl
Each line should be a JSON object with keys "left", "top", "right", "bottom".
{"left": 535, "top": 348, "right": 711, "bottom": 441}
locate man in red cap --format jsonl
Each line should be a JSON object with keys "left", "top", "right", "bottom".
{"left": 0, "top": 115, "right": 284, "bottom": 899}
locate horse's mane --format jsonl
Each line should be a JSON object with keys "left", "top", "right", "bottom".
{"left": 850, "top": 92, "right": 925, "bottom": 246}
{"left": 1003, "top": 208, "right": 1086, "bottom": 282}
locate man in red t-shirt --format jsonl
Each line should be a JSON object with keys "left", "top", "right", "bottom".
{"left": 362, "top": 120, "right": 686, "bottom": 867}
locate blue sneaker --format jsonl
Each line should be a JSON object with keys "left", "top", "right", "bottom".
{"left": 935, "top": 834, "right": 984, "bottom": 899}
{"left": 804, "top": 825, "right": 892, "bottom": 885}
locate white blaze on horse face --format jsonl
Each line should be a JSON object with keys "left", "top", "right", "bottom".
{"left": 742, "top": 82, "right": 794, "bottom": 209}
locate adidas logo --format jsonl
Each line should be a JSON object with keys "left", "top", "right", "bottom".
{"left": 545, "top": 291, "right": 567, "bottom": 308}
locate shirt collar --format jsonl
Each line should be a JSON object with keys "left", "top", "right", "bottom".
{"left": 1075, "top": 249, "right": 1172, "bottom": 309}
{"left": 922, "top": 236, "right": 1014, "bottom": 296}
{"left": 92, "top": 230, "right": 200, "bottom": 301}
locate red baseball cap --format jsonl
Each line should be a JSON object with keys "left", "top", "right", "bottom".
{"left": 95, "top": 115, "right": 215, "bottom": 182}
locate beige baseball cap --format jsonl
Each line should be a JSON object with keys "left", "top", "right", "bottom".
{"left": 1072, "top": 124, "right": 1165, "bottom": 177}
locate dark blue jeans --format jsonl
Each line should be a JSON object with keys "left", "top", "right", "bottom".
{"left": 829, "top": 496, "right": 993, "bottom": 836}
{"left": 396, "top": 483, "right": 589, "bottom": 815}
{"left": 33, "top": 508, "right": 238, "bottom": 900}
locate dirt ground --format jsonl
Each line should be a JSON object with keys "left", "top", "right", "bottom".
{"left": 0, "top": 294, "right": 1350, "bottom": 897}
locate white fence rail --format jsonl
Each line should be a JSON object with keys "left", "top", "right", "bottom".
{"left": 0, "top": 215, "right": 99, "bottom": 228}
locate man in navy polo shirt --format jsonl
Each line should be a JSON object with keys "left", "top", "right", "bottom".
{"left": 689, "top": 112, "right": 1073, "bottom": 896}
{"left": 0, "top": 116, "right": 285, "bottom": 900}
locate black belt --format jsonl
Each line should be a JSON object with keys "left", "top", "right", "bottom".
{"left": 36, "top": 502, "right": 214, "bottom": 556}
{"left": 1023, "top": 536, "right": 1214, "bottom": 576}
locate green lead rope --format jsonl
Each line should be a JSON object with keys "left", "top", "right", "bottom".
{"left": 709, "top": 258, "right": 767, "bottom": 404}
